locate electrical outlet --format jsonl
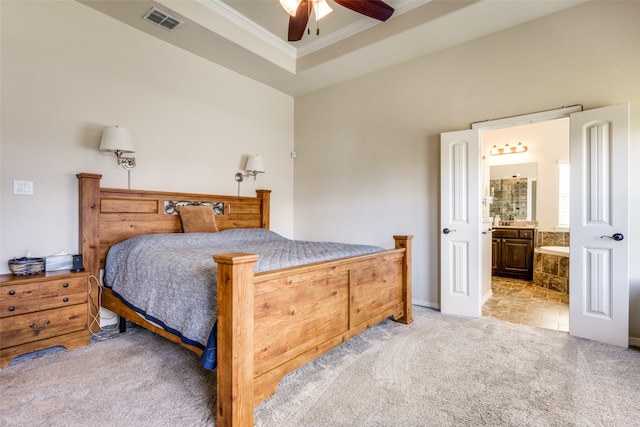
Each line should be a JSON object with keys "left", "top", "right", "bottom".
{"left": 13, "top": 180, "right": 34, "bottom": 195}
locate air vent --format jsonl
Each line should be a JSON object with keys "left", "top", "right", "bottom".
{"left": 143, "top": 7, "right": 183, "bottom": 31}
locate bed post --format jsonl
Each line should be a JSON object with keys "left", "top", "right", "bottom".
{"left": 77, "top": 173, "right": 102, "bottom": 333}
{"left": 256, "top": 189, "right": 271, "bottom": 230}
{"left": 213, "top": 253, "right": 259, "bottom": 427}
{"left": 394, "top": 235, "right": 413, "bottom": 324}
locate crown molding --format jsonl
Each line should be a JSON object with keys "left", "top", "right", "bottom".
{"left": 297, "top": 0, "right": 429, "bottom": 57}
{"left": 198, "top": 0, "right": 297, "bottom": 58}
{"left": 199, "top": 0, "right": 430, "bottom": 60}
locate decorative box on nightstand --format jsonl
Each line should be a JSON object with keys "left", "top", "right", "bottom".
{"left": 0, "top": 270, "right": 89, "bottom": 368}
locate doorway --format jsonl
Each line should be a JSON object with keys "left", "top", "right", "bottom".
{"left": 481, "top": 119, "right": 570, "bottom": 332}
{"left": 440, "top": 103, "right": 630, "bottom": 347}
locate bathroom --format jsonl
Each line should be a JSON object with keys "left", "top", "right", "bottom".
{"left": 480, "top": 118, "right": 570, "bottom": 331}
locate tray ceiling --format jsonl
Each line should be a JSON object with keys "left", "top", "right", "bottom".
{"left": 80, "top": 0, "right": 586, "bottom": 96}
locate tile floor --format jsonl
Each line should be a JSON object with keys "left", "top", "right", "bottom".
{"left": 483, "top": 276, "right": 570, "bottom": 332}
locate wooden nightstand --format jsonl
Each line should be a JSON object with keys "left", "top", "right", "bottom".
{"left": 0, "top": 270, "right": 89, "bottom": 368}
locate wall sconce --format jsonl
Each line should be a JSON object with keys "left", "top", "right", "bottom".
{"left": 99, "top": 126, "right": 136, "bottom": 170}
{"left": 490, "top": 142, "right": 528, "bottom": 155}
{"left": 235, "top": 155, "right": 266, "bottom": 182}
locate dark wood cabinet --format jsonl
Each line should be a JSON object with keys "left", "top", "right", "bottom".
{"left": 492, "top": 228, "right": 536, "bottom": 280}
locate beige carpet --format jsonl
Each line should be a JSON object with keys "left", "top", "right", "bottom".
{"left": 2, "top": 306, "right": 640, "bottom": 426}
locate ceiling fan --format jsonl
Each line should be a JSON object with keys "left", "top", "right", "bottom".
{"left": 281, "top": 0, "right": 394, "bottom": 42}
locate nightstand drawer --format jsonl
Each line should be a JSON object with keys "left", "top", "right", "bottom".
{"left": 0, "top": 276, "right": 87, "bottom": 317}
{"left": 0, "top": 304, "right": 87, "bottom": 349}
{"left": 40, "top": 277, "right": 88, "bottom": 311}
{"left": 0, "top": 282, "right": 40, "bottom": 317}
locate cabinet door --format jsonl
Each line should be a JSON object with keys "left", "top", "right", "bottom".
{"left": 491, "top": 238, "right": 501, "bottom": 273}
{"left": 0, "top": 304, "right": 87, "bottom": 348}
{"left": 501, "top": 238, "right": 533, "bottom": 278}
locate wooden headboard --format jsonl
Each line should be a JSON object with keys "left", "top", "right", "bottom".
{"left": 77, "top": 173, "right": 271, "bottom": 276}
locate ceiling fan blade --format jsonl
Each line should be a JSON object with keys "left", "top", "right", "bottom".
{"left": 333, "top": 0, "right": 394, "bottom": 21}
{"left": 288, "top": 0, "right": 310, "bottom": 41}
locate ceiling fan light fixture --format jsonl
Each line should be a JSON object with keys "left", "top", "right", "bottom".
{"left": 313, "top": 0, "right": 333, "bottom": 21}
{"left": 280, "top": 0, "right": 302, "bottom": 16}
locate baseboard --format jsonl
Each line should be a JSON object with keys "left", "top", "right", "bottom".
{"left": 412, "top": 299, "right": 440, "bottom": 310}
{"left": 481, "top": 289, "right": 493, "bottom": 305}
{"left": 628, "top": 337, "right": 640, "bottom": 348}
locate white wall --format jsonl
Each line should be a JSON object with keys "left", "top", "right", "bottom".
{"left": 0, "top": 1, "right": 294, "bottom": 273}
{"left": 293, "top": 1, "right": 640, "bottom": 336}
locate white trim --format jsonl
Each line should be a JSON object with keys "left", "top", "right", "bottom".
{"left": 199, "top": 0, "right": 430, "bottom": 59}
{"left": 471, "top": 105, "right": 583, "bottom": 130}
{"left": 412, "top": 298, "right": 439, "bottom": 309}
{"left": 198, "top": 0, "right": 297, "bottom": 58}
{"left": 481, "top": 289, "right": 493, "bottom": 305}
{"left": 297, "top": 0, "right": 428, "bottom": 57}
{"left": 297, "top": 19, "right": 381, "bottom": 57}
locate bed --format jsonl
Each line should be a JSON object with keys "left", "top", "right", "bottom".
{"left": 77, "top": 173, "right": 413, "bottom": 427}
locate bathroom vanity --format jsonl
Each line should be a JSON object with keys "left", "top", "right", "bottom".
{"left": 492, "top": 226, "right": 536, "bottom": 280}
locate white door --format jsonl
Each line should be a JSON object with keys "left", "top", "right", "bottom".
{"left": 440, "top": 129, "right": 482, "bottom": 317}
{"left": 569, "top": 103, "right": 630, "bottom": 347}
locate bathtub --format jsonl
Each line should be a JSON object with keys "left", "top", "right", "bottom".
{"left": 533, "top": 246, "right": 570, "bottom": 294}
{"left": 534, "top": 246, "right": 569, "bottom": 256}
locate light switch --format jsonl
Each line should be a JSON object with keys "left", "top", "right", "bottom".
{"left": 13, "top": 180, "right": 34, "bottom": 195}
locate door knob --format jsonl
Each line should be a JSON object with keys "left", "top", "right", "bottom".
{"left": 600, "top": 233, "right": 624, "bottom": 241}
{"left": 443, "top": 228, "right": 457, "bottom": 235}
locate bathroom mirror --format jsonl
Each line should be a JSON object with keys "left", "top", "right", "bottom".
{"left": 489, "top": 163, "right": 537, "bottom": 220}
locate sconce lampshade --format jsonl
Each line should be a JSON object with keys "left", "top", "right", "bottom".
{"left": 245, "top": 155, "right": 265, "bottom": 173}
{"left": 99, "top": 126, "right": 135, "bottom": 153}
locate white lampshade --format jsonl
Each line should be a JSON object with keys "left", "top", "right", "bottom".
{"left": 245, "top": 155, "right": 265, "bottom": 173}
{"left": 280, "top": 0, "right": 302, "bottom": 16}
{"left": 99, "top": 126, "right": 135, "bottom": 153}
{"left": 313, "top": 0, "right": 333, "bottom": 20}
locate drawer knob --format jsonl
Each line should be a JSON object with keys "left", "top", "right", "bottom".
{"left": 63, "top": 283, "right": 69, "bottom": 288}
{"left": 8, "top": 306, "right": 15, "bottom": 312}
{"left": 63, "top": 297, "right": 69, "bottom": 302}
{"left": 8, "top": 290, "right": 15, "bottom": 296}
{"left": 29, "top": 320, "right": 51, "bottom": 331}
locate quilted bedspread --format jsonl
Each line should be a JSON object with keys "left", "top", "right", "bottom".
{"left": 103, "top": 228, "right": 383, "bottom": 369}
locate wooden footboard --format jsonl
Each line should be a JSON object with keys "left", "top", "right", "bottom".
{"left": 214, "top": 236, "right": 412, "bottom": 427}
{"left": 77, "top": 173, "right": 412, "bottom": 427}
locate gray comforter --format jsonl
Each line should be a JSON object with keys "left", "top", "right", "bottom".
{"left": 103, "top": 228, "right": 383, "bottom": 354}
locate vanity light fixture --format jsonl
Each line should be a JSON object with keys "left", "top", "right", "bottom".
{"left": 490, "top": 142, "right": 528, "bottom": 156}
{"left": 99, "top": 126, "right": 136, "bottom": 170}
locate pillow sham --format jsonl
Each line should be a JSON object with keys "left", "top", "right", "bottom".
{"left": 176, "top": 205, "right": 219, "bottom": 233}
